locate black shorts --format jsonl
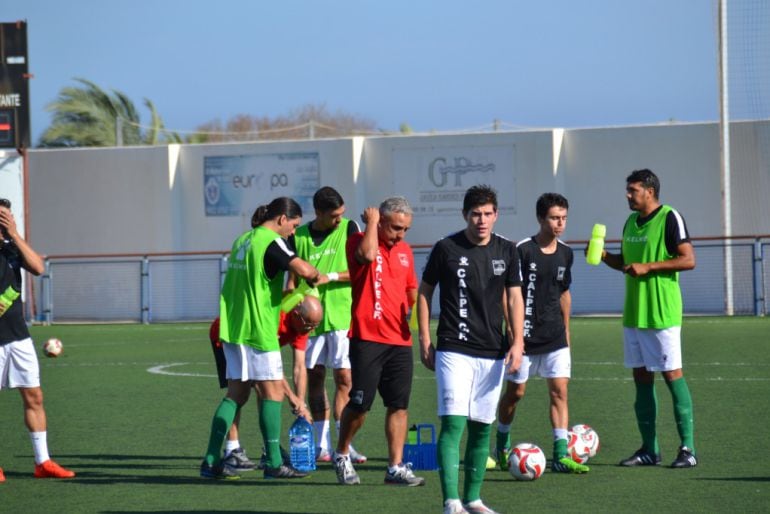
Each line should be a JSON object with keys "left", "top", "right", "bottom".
{"left": 347, "top": 338, "right": 413, "bottom": 412}
{"left": 211, "top": 338, "right": 228, "bottom": 389}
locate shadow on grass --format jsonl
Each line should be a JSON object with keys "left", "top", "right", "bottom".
{"left": 55, "top": 453, "right": 201, "bottom": 461}
{"left": 103, "top": 511, "right": 309, "bottom": 514}
{"left": 697, "top": 476, "right": 770, "bottom": 482}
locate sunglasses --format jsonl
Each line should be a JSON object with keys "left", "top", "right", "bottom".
{"left": 293, "top": 309, "right": 319, "bottom": 332}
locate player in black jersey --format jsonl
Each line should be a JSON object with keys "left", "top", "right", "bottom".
{"left": 418, "top": 185, "right": 524, "bottom": 514}
{"left": 0, "top": 199, "right": 75, "bottom": 481}
{"left": 494, "top": 193, "right": 589, "bottom": 474}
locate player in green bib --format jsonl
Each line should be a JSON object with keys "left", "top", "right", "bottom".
{"left": 600, "top": 169, "right": 698, "bottom": 468}
{"left": 288, "top": 187, "right": 366, "bottom": 463}
{"left": 200, "top": 197, "right": 322, "bottom": 480}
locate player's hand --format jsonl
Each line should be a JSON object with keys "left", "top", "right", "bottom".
{"left": 361, "top": 207, "right": 380, "bottom": 226}
{"left": 295, "top": 403, "right": 312, "bottom": 422}
{"left": 623, "top": 262, "right": 651, "bottom": 277}
{"left": 504, "top": 343, "right": 523, "bottom": 374}
{"left": 0, "top": 207, "right": 18, "bottom": 240}
{"left": 419, "top": 341, "right": 435, "bottom": 371}
{"left": 0, "top": 302, "right": 7, "bottom": 316}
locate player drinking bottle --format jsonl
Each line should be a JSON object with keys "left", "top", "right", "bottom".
{"left": 281, "top": 282, "right": 311, "bottom": 312}
{"left": 586, "top": 223, "right": 606, "bottom": 265}
{"left": 289, "top": 415, "right": 316, "bottom": 472}
{"left": 0, "top": 285, "right": 19, "bottom": 316}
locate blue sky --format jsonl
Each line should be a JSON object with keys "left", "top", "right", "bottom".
{"left": 6, "top": 1, "right": 723, "bottom": 143}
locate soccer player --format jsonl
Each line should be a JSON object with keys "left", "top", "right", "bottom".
{"left": 599, "top": 169, "right": 698, "bottom": 468}
{"left": 333, "top": 197, "right": 424, "bottom": 487}
{"left": 417, "top": 185, "right": 523, "bottom": 514}
{"left": 200, "top": 197, "right": 321, "bottom": 480}
{"left": 0, "top": 199, "right": 75, "bottom": 481}
{"left": 288, "top": 186, "right": 366, "bottom": 463}
{"left": 208, "top": 294, "right": 322, "bottom": 473}
{"left": 494, "top": 193, "right": 589, "bottom": 474}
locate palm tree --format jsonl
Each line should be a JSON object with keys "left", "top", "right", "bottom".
{"left": 39, "top": 78, "right": 180, "bottom": 147}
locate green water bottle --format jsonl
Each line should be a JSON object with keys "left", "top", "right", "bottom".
{"left": 586, "top": 223, "right": 606, "bottom": 266}
{"left": 407, "top": 424, "right": 418, "bottom": 445}
{"left": 0, "top": 285, "right": 20, "bottom": 316}
{"left": 281, "top": 281, "right": 311, "bottom": 312}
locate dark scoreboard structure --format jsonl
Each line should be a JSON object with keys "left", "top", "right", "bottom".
{"left": 0, "top": 21, "right": 30, "bottom": 150}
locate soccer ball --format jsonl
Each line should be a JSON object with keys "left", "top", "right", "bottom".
{"left": 43, "top": 338, "right": 63, "bottom": 358}
{"left": 571, "top": 424, "right": 600, "bottom": 458}
{"left": 508, "top": 443, "right": 546, "bottom": 481}
{"left": 567, "top": 424, "right": 600, "bottom": 463}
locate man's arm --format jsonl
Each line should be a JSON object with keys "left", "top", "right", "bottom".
{"left": 504, "top": 285, "right": 525, "bottom": 374}
{"left": 355, "top": 207, "right": 380, "bottom": 264}
{"left": 291, "top": 349, "right": 308, "bottom": 411}
{"left": 624, "top": 241, "right": 695, "bottom": 277}
{"left": 560, "top": 289, "right": 572, "bottom": 346}
{"left": 600, "top": 249, "right": 625, "bottom": 271}
{"left": 283, "top": 378, "right": 311, "bottom": 421}
{"left": 417, "top": 281, "right": 436, "bottom": 371}
{"left": 0, "top": 209, "right": 44, "bottom": 276}
{"left": 287, "top": 257, "right": 322, "bottom": 286}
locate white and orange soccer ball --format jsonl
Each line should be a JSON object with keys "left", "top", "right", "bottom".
{"left": 508, "top": 443, "right": 546, "bottom": 481}
{"left": 43, "top": 338, "right": 63, "bottom": 358}
{"left": 567, "top": 424, "right": 600, "bottom": 463}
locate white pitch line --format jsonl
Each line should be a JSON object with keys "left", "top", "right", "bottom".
{"left": 147, "top": 363, "right": 216, "bottom": 378}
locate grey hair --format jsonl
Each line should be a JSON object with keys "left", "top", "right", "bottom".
{"left": 379, "top": 196, "right": 413, "bottom": 217}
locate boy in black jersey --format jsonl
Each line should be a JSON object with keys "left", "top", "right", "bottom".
{"left": 0, "top": 199, "right": 75, "bottom": 481}
{"left": 418, "top": 185, "right": 524, "bottom": 514}
{"left": 494, "top": 193, "right": 589, "bottom": 474}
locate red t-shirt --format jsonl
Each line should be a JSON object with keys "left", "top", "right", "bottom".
{"left": 211, "top": 314, "right": 307, "bottom": 351}
{"left": 278, "top": 310, "right": 309, "bottom": 351}
{"left": 346, "top": 231, "right": 417, "bottom": 346}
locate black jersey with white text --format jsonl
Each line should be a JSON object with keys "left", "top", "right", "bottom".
{"left": 0, "top": 242, "right": 30, "bottom": 344}
{"left": 422, "top": 231, "right": 521, "bottom": 359}
{"left": 517, "top": 236, "right": 572, "bottom": 355}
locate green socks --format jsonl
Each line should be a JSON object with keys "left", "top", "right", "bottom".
{"left": 463, "top": 421, "right": 491, "bottom": 504}
{"left": 634, "top": 382, "right": 659, "bottom": 454}
{"left": 438, "top": 415, "right": 466, "bottom": 502}
{"left": 666, "top": 377, "right": 696, "bottom": 452}
{"left": 496, "top": 429, "right": 510, "bottom": 453}
{"left": 553, "top": 438, "right": 568, "bottom": 460}
{"left": 259, "top": 399, "right": 283, "bottom": 468}
{"left": 204, "top": 397, "right": 238, "bottom": 466}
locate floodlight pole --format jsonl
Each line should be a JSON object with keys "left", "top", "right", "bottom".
{"left": 718, "top": 0, "right": 734, "bottom": 315}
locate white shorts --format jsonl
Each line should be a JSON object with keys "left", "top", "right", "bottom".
{"left": 305, "top": 329, "right": 351, "bottom": 370}
{"left": 222, "top": 342, "right": 284, "bottom": 381}
{"left": 505, "top": 346, "right": 571, "bottom": 384}
{"left": 436, "top": 350, "right": 505, "bottom": 424}
{"left": 623, "top": 326, "right": 682, "bottom": 372}
{"left": 0, "top": 338, "right": 41, "bottom": 389}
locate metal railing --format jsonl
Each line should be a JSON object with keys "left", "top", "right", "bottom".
{"left": 36, "top": 237, "right": 768, "bottom": 323}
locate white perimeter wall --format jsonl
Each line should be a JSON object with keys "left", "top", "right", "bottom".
{"left": 25, "top": 121, "right": 770, "bottom": 257}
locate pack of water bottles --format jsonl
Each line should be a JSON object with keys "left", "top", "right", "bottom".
{"left": 288, "top": 415, "right": 316, "bottom": 472}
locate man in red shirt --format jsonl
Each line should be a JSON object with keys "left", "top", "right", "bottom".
{"left": 333, "top": 197, "right": 424, "bottom": 487}
{"left": 209, "top": 295, "right": 322, "bottom": 473}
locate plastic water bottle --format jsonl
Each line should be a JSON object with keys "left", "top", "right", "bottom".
{"left": 281, "top": 282, "right": 311, "bottom": 312}
{"left": 407, "top": 424, "right": 418, "bottom": 445}
{"left": 0, "top": 285, "right": 19, "bottom": 317}
{"left": 586, "top": 223, "right": 606, "bottom": 266}
{"left": 288, "top": 415, "right": 316, "bottom": 472}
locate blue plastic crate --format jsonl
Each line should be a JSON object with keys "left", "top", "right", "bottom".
{"left": 403, "top": 423, "right": 438, "bottom": 470}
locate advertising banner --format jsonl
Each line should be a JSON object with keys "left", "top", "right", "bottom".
{"left": 203, "top": 152, "right": 320, "bottom": 217}
{"left": 392, "top": 145, "right": 516, "bottom": 217}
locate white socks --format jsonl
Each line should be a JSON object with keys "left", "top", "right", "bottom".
{"left": 30, "top": 431, "right": 50, "bottom": 465}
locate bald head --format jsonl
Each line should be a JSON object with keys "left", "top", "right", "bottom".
{"left": 289, "top": 294, "right": 324, "bottom": 334}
